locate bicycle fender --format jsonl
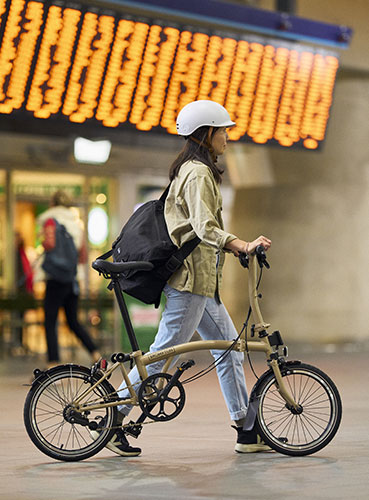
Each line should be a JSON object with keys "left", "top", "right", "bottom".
{"left": 30, "top": 363, "right": 82, "bottom": 387}
{"left": 249, "top": 359, "right": 302, "bottom": 403}
{"left": 30, "top": 364, "right": 118, "bottom": 397}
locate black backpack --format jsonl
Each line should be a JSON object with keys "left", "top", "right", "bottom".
{"left": 97, "top": 185, "right": 200, "bottom": 307}
{"left": 42, "top": 219, "right": 78, "bottom": 283}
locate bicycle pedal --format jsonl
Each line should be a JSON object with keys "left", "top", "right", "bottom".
{"left": 124, "top": 420, "right": 143, "bottom": 439}
{"left": 179, "top": 359, "right": 195, "bottom": 371}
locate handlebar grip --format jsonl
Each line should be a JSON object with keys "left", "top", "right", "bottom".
{"left": 239, "top": 252, "right": 249, "bottom": 268}
{"left": 255, "top": 245, "right": 270, "bottom": 269}
{"left": 239, "top": 246, "right": 270, "bottom": 269}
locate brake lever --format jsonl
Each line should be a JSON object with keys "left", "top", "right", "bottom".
{"left": 255, "top": 245, "right": 270, "bottom": 269}
{"left": 238, "top": 252, "right": 249, "bottom": 269}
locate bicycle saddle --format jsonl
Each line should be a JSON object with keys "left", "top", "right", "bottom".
{"left": 92, "top": 259, "right": 154, "bottom": 274}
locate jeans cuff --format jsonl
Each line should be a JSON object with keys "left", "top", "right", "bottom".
{"left": 230, "top": 408, "right": 248, "bottom": 421}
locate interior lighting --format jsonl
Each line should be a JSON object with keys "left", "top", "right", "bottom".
{"left": 74, "top": 137, "right": 111, "bottom": 164}
{"left": 88, "top": 207, "right": 108, "bottom": 246}
{"left": 96, "top": 193, "right": 107, "bottom": 204}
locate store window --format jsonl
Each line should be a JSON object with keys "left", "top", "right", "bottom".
{"left": 0, "top": 170, "right": 117, "bottom": 358}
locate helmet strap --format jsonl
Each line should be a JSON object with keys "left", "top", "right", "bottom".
{"left": 189, "top": 135, "right": 218, "bottom": 163}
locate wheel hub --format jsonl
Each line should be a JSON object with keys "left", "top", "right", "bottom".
{"left": 63, "top": 405, "right": 90, "bottom": 426}
{"left": 286, "top": 403, "right": 303, "bottom": 415}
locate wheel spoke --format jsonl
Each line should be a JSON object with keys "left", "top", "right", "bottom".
{"left": 42, "top": 385, "right": 68, "bottom": 406}
{"left": 300, "top": 411, "right": 329, "bottom": 431}
{"left": 36, "top": 398, "right": 62, "bottom": 415}
{"left": 299, "top": 414, "right": 319, "bottom": 441}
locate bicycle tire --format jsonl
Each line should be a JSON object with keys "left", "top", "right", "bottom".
{"left": 24, "top": 364, "right": 118, "bottom": 462}
{"left": 254, "top": 362, "right": 342, "bottom": 456}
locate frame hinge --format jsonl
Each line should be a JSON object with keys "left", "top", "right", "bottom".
{"left": 237, "top": 339, "right": 246, "bottom": 352}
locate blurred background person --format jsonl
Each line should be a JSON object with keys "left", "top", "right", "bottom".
{"left": 13, "top": 231, "right": 34, "bottom": 353}
{"left": 36, "top": 190, "right": 101, "bottom": 368}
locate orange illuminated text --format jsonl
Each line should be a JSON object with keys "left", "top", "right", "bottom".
{"left": 0, "top": 0, "right": 340, "bottom": 149}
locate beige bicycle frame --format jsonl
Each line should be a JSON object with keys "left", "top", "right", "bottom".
{"left": 74, "top": 253, "right": 299, "bottom": 412}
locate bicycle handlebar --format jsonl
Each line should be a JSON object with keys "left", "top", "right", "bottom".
{"left": 238, "top": 252, "right": 249, "bottom": 268}
{"left": 255, "top": 245, "right": 270, "bottom": 269}
{"left": 238, "top": 245, "right": 270, "bottom": 269}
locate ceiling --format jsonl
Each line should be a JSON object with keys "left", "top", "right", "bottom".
{"left": 0, "top": 129, "right": 181, "bottom": 178}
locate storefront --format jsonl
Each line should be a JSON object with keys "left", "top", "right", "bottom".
{"left": 0, "top": 169, "right": 119, "bottom": 357}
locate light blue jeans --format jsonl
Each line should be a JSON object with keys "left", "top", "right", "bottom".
{"left": 117, "top": 284, "right": 248, "bottom": 421}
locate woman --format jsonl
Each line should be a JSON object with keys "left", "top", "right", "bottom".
{"left": 104, "top": 100, "right": 271, "bottom": 457}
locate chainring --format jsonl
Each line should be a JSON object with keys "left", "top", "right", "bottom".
{"left": 138, "top": 372, "right": 186, "bottom": 422}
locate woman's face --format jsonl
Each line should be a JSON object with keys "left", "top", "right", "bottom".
{"left": 209, "top": 127, "right": 229, "bottom": 156}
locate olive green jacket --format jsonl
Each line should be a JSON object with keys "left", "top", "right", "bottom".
{"left": 164, "top": 160, "right": 237, "bottom": 298}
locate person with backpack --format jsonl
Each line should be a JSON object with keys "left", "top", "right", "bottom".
{"left": 96, "top": 100, "right": 271, "bottom": 457}
{"left": 37, "top": 190, "right": 101, "bottom": 368}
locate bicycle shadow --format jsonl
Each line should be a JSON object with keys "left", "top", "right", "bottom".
{"left": 21, "top": 451, "right": 338, "bottom": 499}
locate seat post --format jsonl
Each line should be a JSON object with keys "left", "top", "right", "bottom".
{"left": 111, "top": 279, "right": 140, "bottom": 352}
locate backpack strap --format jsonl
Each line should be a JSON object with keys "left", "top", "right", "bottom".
{"left": 173, "top": 236, "right": 201, "bottom": 265}
{"left": 159, "top": 183, "right": 171, "bottom": 203}
{"left": 94, "top": 248, "right": 114, "bottom": 290}
{"left": 96, "top": 248, "right": 113, "bottom": 261}
{"left": 158, "top": 236, "right": 201, "bottom": 277}
{"left": 158, "top": 182, "right": 201, "bottom": 276}
{"left": 43, "top": 218, "right": 57, "bottom": 251}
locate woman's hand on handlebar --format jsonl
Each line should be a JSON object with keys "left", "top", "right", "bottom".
{"left": 225, "top": 236, "right": 271, "bottom": 257}
{"left": 248, "top": 236, "right": 271, "bottom": 254}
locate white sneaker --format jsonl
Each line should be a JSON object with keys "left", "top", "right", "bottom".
{"left": 90, "top": 418, "right": 141, "bottom": 457}
{"left": 233, "top": 426, "right": 272, "bottom": 453}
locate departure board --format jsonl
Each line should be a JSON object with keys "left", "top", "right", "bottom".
{"left": 0, "top": 0, "right": 340, "bottom": 149}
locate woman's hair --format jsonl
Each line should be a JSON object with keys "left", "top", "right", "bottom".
{"left": 169, "top": 126, "right": 224, "bottom": 184}
{"left": 51, "top": 190, "right": 71, "bottom": 207}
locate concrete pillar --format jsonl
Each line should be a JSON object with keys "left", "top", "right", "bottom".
{"left": 222, "top": 72, "right": 369, "bottom": 344}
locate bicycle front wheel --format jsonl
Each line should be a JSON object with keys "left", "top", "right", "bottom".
{"left": 24, "top": 365, "right": 118, "bottom": 461}
{"left": 255, "top": 362, "right": 342, "bottom": 456}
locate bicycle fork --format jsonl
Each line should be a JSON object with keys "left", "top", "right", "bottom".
{"left": 268, "top": 358, "right": 302, "bottom": 411}
{"left": 241, "top": 331, "right": 301, "bottom": 412}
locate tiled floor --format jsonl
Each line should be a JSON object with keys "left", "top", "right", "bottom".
{"left": 1, "top": 345, "right": 368, "bottom": 499}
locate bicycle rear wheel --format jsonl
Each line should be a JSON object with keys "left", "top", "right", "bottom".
{"left": 24, "top": 365, "right": 118, "bottom": 461}
{"left": 255, "top": 362, "right": 342, "bottom": 456}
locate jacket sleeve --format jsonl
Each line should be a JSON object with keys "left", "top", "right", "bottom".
{"left": 183, "top": 173, "right": 237, "bottom": 249}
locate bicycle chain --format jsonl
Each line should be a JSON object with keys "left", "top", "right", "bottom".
{"left": 87, "top": 379, "right": 140, "bottom": 406}
{"left": 103, "top": 420, "right": 158, "bottom": 432}
{"left": 87, "top": 379, "right": 158, "bottom": 431}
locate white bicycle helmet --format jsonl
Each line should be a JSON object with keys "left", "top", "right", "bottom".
{"left": 176, "top": 100, "right": 235, "bottom": 136}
